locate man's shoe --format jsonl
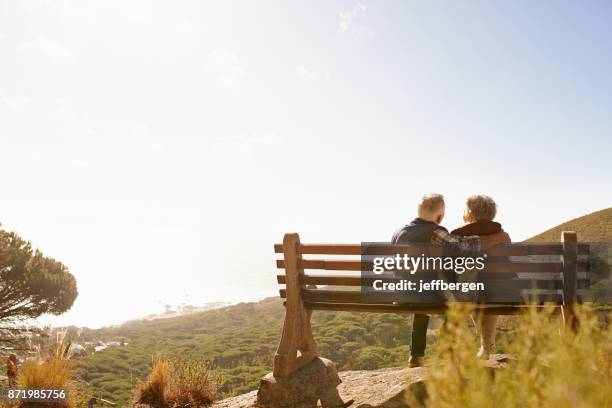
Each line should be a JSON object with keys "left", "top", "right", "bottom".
{"left": 409, "top": 355, "right": 424, "bottom": 367}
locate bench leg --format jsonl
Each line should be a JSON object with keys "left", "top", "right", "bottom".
{"left": 274, "top": 233, "right": 319, "bottom": 377}
{"left": 274, "top": 308, "right": 318, "bottom": 377}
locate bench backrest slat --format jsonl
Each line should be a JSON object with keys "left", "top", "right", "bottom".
{"left": 276, "top": 259, "right": 590, "bottom": 273}
{"left": 279, "top": 288, "right": 565, "bottom": 304}
{"left": 277, "top": 274, "right": 589, "bottom": 289}
{"left": 274, "top": 243, "right": 590, "bottom": 256}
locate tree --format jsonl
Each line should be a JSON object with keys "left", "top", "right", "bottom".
{"left": 0, "top": 228, "right": 78, "bottom": 322}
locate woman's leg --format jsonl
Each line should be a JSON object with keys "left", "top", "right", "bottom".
{"left": 475, "top": 313, "right": 498, "bottom": 359}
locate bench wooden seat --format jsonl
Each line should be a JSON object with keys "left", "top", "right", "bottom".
{"left": 272, "top": 231, "right": 589, "bottom": 377}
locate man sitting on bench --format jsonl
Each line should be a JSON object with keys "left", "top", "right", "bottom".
{"left": 391, "top": 193, "right": 504, "bottom": 367}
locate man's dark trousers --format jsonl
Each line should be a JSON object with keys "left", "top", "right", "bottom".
{"left": 411, "top": 314, "right": 429, "bottom": 357}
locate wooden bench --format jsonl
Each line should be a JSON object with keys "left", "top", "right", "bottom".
{"left": 272, "top": 231, "right": 590, "bottom": 377}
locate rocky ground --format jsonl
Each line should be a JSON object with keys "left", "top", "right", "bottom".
{"left": 212, "top": 355, "right": 511, "bottom": 408}
{"left": 211, "top": 366, "right": 423, "bottom": 408}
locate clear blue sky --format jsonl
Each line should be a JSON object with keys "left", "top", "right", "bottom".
{"left": 0, "top": 1, "right": 610, "bottom": 327}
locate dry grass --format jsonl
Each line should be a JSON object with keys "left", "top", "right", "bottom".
{"left": 134, "top": 357, "right": 171, "bottom": 407}
{"left": 133, "top": 356, "right": 218, "bottom": 408}
{"left": 407, "top": 303, "right": 612, "bottom": 408}
{"left": 12, "top": 331, "right": 77, "bottom": 408}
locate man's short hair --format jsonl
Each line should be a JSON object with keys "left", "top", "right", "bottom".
{"left": 418, "top": 193, "right": 445, "bottom": 218}
{"left": 466, "top": 194, "right": 497, "bottom": 221}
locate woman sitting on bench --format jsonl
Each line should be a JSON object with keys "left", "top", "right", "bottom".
{"left": 452, "top": 194, "right": 512, "bottom": 359}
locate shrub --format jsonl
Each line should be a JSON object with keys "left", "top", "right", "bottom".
{"left": 133, "top": 356, "right": 218, "bottom": 408}
{"left": 16, "top": 332, "right": 77, "bottom": 408}
{"left": 353, "top": 346, "right": 390, "bottom": 370}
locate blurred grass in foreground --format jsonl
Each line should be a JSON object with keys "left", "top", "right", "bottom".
{"left": 407, "top": 303, "right": 612, "bottom": 408}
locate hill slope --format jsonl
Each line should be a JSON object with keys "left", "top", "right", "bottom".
{"left": 526, "top": 207, "right": 612, "bottom": 242}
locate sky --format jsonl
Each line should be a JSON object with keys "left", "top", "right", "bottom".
{"left": 0, "top": 0, "right": 611, "bottom": 328}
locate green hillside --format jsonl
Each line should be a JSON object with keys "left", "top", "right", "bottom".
{"left": 526, "top": 207, "right": 612, "bottom": 242}
{"left": 70, "top": 298, "right": 421, "bottom": 406}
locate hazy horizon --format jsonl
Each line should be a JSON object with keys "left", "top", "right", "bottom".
{"left": 2, "top": 1, "right": 611, "bottom": 328}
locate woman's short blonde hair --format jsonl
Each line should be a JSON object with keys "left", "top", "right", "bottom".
{"left": 465, "top": 194, "right": 497, "bottom": 221}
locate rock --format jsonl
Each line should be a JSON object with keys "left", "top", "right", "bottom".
{"left": 212, "top": 391, "right": 258, "bottom": 408}
{"left": 256, "top": 357, "right": 347, "bottom": 408}
{"left": 334, "top": 367, "right": 426, "bottom": 408}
